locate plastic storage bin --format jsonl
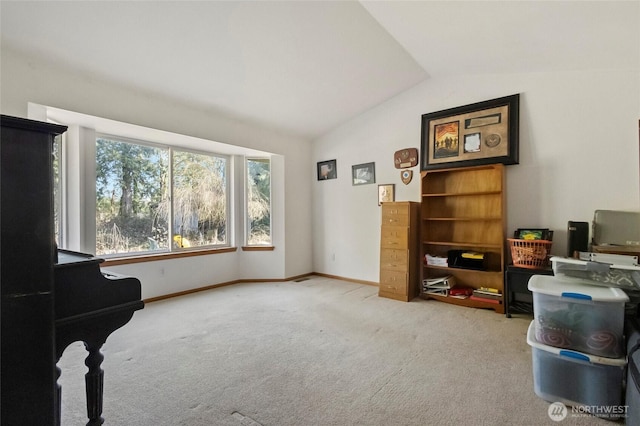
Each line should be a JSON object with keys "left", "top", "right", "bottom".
{"left": 527, "top": 321, "right": 626, "bottom": 419}
{"left": 550, "top": 256, "right": 640, "bottom": 290}
{"left": 626, "top": 318, "right": 640, "bottom": 425}
{"left": 528, "top": 275, "right": 628, "bottom": 358}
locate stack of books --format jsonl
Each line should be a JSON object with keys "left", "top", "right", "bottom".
{"left": 469, "top": 287, "right": 503, "bottom": 304}
{"left": 448, "top": 287, "right": 474, "bottom": 299}
{"left": 422, "top": 275, "right": 455, "bottom": 296}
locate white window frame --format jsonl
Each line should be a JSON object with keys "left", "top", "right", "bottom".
{"left": 245, "top": 157, "right": 272, "bottom": 247}
{"left": 170, "top": 146, "right": 231, "bottom": 250}
{"left": 94, "top": 133, "right": 232, "bottom": 257}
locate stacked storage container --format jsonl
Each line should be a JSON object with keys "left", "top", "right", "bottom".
{"left": 625, "top": 317, "right": 640, "bottom": 424}
{"left": 527, "top": 274, "right": 628, "bottom": 419}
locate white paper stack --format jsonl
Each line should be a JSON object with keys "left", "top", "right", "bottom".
{"left": 425, "top": 254, "right": 448, "bottom": 267}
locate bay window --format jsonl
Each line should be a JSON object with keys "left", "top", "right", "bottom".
{"left": 39, "top": 104, "right": 276, "bottom": 261}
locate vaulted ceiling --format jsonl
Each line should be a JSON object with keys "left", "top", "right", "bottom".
{"left": 1, "top": 1, "right": 638, "bottom": 139}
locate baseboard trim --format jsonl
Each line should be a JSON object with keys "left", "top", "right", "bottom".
{"left": 312, "top": 272, "right": 378, "bottom": 287}
{"left": 143, "top": 272, "right": 378, "bottom": 303}
{"left": 144, "top": 280, "right": 242, "bottom": 303}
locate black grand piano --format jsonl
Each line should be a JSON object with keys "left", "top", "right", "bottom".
{"left": 55, "top": 250, "right": 144, "bottom": 425}
{"left": 1, "top": 115, "right": 144, "bottom": 426}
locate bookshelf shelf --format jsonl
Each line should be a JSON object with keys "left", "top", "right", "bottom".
{"left": 422, "top": 190, "right": 502, "bottom": 198}
{"left": 420, "top": 164, "right": 506, "bottom": 314}
{"left": 424, "top": 217, "right": 502, "bottom": 221}
{"left": 424, "top": 264, "right": 504, "bottom": 275}
{"left": 423, "top": 241, "right": 502, "bottom": 249}
{"left": 422, "top": 292, "right": 502, "bottom": 309}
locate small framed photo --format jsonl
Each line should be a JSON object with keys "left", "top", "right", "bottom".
{"left": 464, "top": 132, "right": 481, "bottom": 153}
{"left": 378, "top": 184, "right": 395, "bottom": 206}
{"left": 317, "top": 159, "right": 337, "bottom": 180}
{"left": 352, "top": 162, "right": 375, "bottom": 186}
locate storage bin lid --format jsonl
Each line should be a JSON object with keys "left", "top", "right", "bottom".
{"left": 551, "top": 256, "right": 640, "bottom": 271}
{"left": 528, "top": 274, "right": 629, "bottom": 302}
{"left": 526, "top": 321, "right": 627, "bottom": 366}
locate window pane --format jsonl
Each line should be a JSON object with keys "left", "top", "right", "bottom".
{"left": 96, "top": 138, "right": 169, "bottom": 255}
{"left": 247, "top": 158, "right": 271, "bottom": 245}
{"left": 172, "top": 151, "right": 227, "bottom": 248}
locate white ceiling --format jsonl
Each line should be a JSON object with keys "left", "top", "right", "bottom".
{"left": 1, "top": 1, "right": 638, "bottom": 140}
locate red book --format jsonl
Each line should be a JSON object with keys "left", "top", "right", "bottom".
{"left": 449, "top": 287, "right": 473, "bottom": 296}
{"left": 469, "top": 295, "right": 502, "bottom": 304}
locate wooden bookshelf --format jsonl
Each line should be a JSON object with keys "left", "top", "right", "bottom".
{"left": 420, "top": 164, "right": 506, "bottom": 313}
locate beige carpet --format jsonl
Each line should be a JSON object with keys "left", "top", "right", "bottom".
{"left": 58, "top": 276, "right": 615, "bottom": 425}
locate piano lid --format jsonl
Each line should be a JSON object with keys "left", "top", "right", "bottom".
{"left": 54, "top": 249, "right": 142, "bottom": 320}
{"left": 56, "top": 249, "right": 104, "bottom": 268}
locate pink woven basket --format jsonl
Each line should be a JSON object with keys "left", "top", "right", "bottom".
{"left": 508, "top": 238, "right": 553, "bottom": 269}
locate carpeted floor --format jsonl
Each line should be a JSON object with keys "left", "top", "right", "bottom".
{"left": 58, "top": 276, "right": 615, "bottom": 425}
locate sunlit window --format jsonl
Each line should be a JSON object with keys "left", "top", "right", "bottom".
{"left": 246, "top": 158, "right": 271, "bottom": 245}
{"left": 95, "top": 137, "right": 228, "bottom": 256}
{"left": 172, "top": 150, "right": 228, "bottom": 248}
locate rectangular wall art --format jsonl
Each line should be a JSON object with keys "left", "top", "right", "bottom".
{"left": 317, "top": 159, "right": 337, "bottom": 180}
{"left": 352, "top": 162, "right": 375, "bottom": 185}
{"left": 421, "top": 94, "right": 519, "bottom": 170}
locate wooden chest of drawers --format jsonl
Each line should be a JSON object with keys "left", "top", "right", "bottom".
{"left": 379, "top": 201, "right": 419, "bottom": 302}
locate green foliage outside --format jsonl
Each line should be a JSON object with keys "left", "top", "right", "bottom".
{"left": 95, "top": 139, "right": 271, "bottom": 254}
{"left": 96, "top": 139, "right": 169, "bottom": 254}
{"left": 165, "top": 151, "right": 227, "bottom": 247}
{"left": 247, "top": 159, "right": 271, "bottom": 245}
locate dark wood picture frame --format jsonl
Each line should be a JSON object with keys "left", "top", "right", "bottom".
{"left": 317, "top": 159, "right": 337, "bottom": 180}
{"left": 352, "top": 162, "right": 375, "bottom": 186}
{"left": 421, "top": 94, "right": 520, "bottom": 170}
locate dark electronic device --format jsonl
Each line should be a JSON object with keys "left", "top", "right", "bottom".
{"left": 567, "top": 221, "right": 589, "bottom": 257}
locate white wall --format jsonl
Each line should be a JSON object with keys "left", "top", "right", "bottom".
{"left": 312, "top": 69, "right": 640, "bottom": 282}
{"left": 1, "top": 46, "right": 313, "bottom": 299}
{"left": 4, "top": 45, "right": 639, "bottom": 292}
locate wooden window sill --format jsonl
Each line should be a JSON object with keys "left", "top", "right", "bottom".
{"left": 101, "top": 247, "right": 238, "bottom": 267}
{"left": 241, "top": 246, "right": 275, "bottom": 251}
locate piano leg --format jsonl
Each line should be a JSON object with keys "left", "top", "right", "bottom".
{"left": 55, "top": 365, "right": 62, "bottom": 426}
{"left": 56, "top": 310, "right": 139, "bottom": 425}
{"left": 83, "top": 342, "right": 105, "bottom": 426}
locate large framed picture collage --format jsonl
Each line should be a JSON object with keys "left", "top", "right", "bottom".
{"left": 421, "top": 94, "right": 520, "bottom": 170}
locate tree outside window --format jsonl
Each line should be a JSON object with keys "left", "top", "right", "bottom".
{"left": 247, "top": 158, "right": 271, "bottom": 245}
{"left": 170, "top": 151, "right": 227, "bottom": 248}
{"left": 95, "top": 137, "right": 228, "bottom": 255}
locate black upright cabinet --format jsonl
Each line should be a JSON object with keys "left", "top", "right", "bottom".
{"left": 1, "top": 115, "right": 67, "bottom": 425}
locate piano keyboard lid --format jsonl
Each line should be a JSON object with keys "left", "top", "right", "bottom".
{"left": 56, "top": 249, "right": 104, "bottom": 267}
